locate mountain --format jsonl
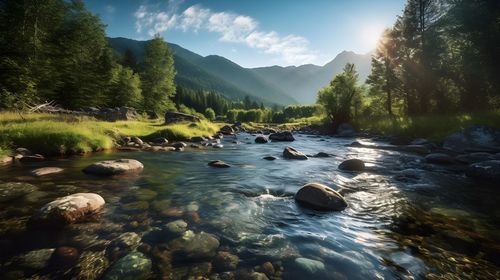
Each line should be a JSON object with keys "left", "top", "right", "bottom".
{"left": 108, "top": 37, "right": 297, "bottom": 105}
{"left": 108, "top": 37, "right": 373, "bottom": 106}
{"left": 250, "top": 51, "right": 373, "bottom": 104}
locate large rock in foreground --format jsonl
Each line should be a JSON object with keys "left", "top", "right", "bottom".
{"left": 169, "top": 231, "right": 220, "bottom": 260}
{"left": 83, "top": 159, "right": 143, "bottom": 176}
{"left": 295, "top": 183, "right": 347, "bottom": 211}
{"left": 465, "top": 160, "right": 500, "bottom": 182}
{"left": 164, "top": 112, "right": 200, "bottom": 124}
{"left": 34, "top": 193, "right": 105, "bottom": 224}
{"left": 283, "top": 147, "right": 308, "bottom": 160}
{"left": 269, "top": 131, "right": 295, "bottom": 141}
{"left": 443, "top": 125, "right": 500, "bottom": 153}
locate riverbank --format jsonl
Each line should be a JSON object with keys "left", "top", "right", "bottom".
{"left": 354, "top": 111, "right": 500, "bottom": 142}
{"left": 0, "top": 112, "right": 221, "bottom": 156}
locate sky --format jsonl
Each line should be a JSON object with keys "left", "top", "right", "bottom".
{"left": 84, "top": 0, "right": 406, "bottom": 68}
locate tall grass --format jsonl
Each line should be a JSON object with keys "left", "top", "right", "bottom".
{"left": 0, "top": 112, "right": 221, "bottom": 155}
{"left": 353, "top": 111, "right": 500, "bottom": 141}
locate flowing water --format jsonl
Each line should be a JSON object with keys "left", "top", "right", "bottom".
{"left": 0, "top": 133, "right": 499, "bottom": 279}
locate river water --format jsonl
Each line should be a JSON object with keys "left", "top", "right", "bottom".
{"left": 0, "top": 133, "right": 499, "bottom": 279}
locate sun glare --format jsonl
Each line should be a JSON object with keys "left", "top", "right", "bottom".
{"left": 361, "top": 24, "right": 386, "bottom": 49}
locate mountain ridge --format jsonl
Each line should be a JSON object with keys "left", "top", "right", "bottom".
{"left": 108, "top": 37, "right": 372, "bottom": 105}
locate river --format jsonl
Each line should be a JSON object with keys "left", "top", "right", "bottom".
{"left": 0, "top": 133, "right": 499, "bottom": 279}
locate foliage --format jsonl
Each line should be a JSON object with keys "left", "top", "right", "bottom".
{"left": 108, "top": 65, "right": 142, "bottom": 107}
{"left": 204, "top": 108, "right": 216, "bottom": 120}
{"left": 140, "top": 34, "right": 176, "bottom": 113}
{"left": 317, "top": 63, "right": 363, "bottom": 129}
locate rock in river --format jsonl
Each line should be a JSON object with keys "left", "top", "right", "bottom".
{"left": 283, "top": 147, "right": 308, "bottom": 160}
{"left": 33, "top": 193, "right": 105, "bottom": 224}
{"left": 263, "top": 156, "right": 277, "bottom": 161}
{"left": 255, "top": 136, "right": 269, "bottom": 144}
{"left": 269, "top": 131, "right": 295, "bottom": 141}
{"left": 103, "top": 252, "right": 152, "bottom": 280}
{"left": 0, "top": 182, "right": 38, "bottom": 202}
{"left": 295, "top": 183, "right": 347, "bottom": 211}
{"left": 208, "top": 160, "right": 230, "bottom": 168}
{"left": 338, "top": 159, "right": 365, "bottom": 171}
{"left": 425, "top": 153, "right": 455, "bottom": 164}
{"left": 30, "top": 167, "right": 64, "bottom": 177}
{"left": 213, "top": 251, "right": 239, "bottom": 272}
{"left": 295, "top": 257, "right": 325, "bottom": 274}
{"left": 10, "top": 248, "right": 55, "bottom": 270}
{"left": 220, "top": 125, "right": 235, "bottom": 135}
{"left": 465, "top": 160, "right": 500, "bottom": 182}
{"left": 169, "top": 231, "right": 220, "bottom": 260}
{"left": 83, "top": 159, "right": 143, "bottom": 176}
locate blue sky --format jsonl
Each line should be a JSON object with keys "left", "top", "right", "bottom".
{"left": 85, "top": 0, "right": 405, "bottom": 68}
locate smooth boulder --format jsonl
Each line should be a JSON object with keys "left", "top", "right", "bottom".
{"left": 425, "top": 153, "right": 455, "bottom": 164}
{"left": 220, "top": 125, "right": 235, "bottom": 135}
{"left": 295, "top": 183, "right": 347, "bottom": 211}
{"left": 338, "top": 159, "right": 365, "bottom": 171}
{"left": 83, "top": 159, "right": 143, "bottom": 176}
{"left": 269, "top": 131, "right": 295, "bottom": 142}
{"left": 103, "top": 252, "right": 152, "bottom": 280}
{"left": 164, "top": 112, "right": 200, "bottom": 124}
{"left": 34, "top": 193, "right": 105, "bottom": 224}
{"left": 208, "top": 160, "right": 230, "bottom": 168}
{"left": 255, "top": 136, "right": 269, "bottom": 144}
{"left": 283, "top": 147, "right": 308, "bottom": 160}
{"left": 465, "top": 160, "right": 500, "bottom": 182}
{"left": 30, "top": 167, "right": 64, "bottom": 177}
{"left": 169, "top": 231, "right": 220, "bottom": 260}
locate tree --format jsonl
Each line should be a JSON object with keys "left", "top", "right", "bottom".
{"left": 317, "top": 63, "right": 362, "bottom": 130}
{"left": 122, "top": 48, "right": 138, "bottom": 72}
{"left": 204, "top": 108, "right": 216, "bottom": 120}
{"left": 108, "top": 65, "right": 142, "bottom": 107}
{"left": 366, "top": 28, "right": 401, "bottom": 116}
{"left": 140, "top": 34, "right": 176, "bottom": 113}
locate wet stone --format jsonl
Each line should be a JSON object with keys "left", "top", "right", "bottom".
{"left": 339, "top": 158, "right": 365, "bottom": 171}
{"left": 0, "top": 182, "right": 38, "bottom": 203}
{"left": 10, "top": 248, "right": 55, "bottom": 270}
{"left": 102, "top": 252, "right": 152, "bottom": 280}
{"left": 213, "top": 251, "right": 239, "bottom": 272}
{"left": 169, "top": 231, "right": 220, "bottom": 260}
{"left": 165, "top": 219, "right": 188, "bottom": 236}
{"left": 134, "top": 188, "right": 157, "bottom": 201}
{"left": 30, "top": 167, "right": 64, "bottom": 177}
{"left": 263, "top": 156, "right": 277, "bottom": 161}
{"left": 209, "top": 160, "right": 231, "bottom": 168}
{"left": 425, "top": 153, "right": 455, "bottom": 164}
{"left": 83, "top": 159, "right": 144, "bottom": 176}
{"left": 283, "top": 147, "right": 308, "bottom": 160}
{"left": 294, "top": 257, "right": 325, "bottom": 274}
{"left": 295, "top": 183, "right": 347, "bottom": 211}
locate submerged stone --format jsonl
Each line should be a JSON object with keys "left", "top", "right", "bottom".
{"left": 73, "top": 251, "right": 109, "bottom": 280}
{"left": 30, "top": 167, "right": 64, "bottom": 176}
{"left": 0, "top": 182, "right": 38, "bottom": 203}
{"left": 83, "top": 159, "right": 143, "bottom": 176}
{"left": 103, "top": 252, "right": 152, "bottom": 280}
{"left": 294, "top": 257, "right": 325, "bottom": 274}
{"left": 213, "top": 251, "right": 239, "bottom": 272}
{"left": 11, "top": 248, "right": 55, "bottom": 270}
{"left": 169, "top": 231, "right": 220, "bottom": 260}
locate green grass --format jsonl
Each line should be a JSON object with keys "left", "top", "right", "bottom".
{"left": 0, "top": 112, "right": 221, "bottom": 155}
{"left": 353, "top": 111, "right": 500, "bottom": 142}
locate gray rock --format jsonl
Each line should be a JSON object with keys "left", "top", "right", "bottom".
{"left": 19, "top": 154, "right": 45, "bottom": 162}
{"left": 294, "top": 257, "right": 325, "bottom": 274}
{"left": 313, "top": 152, "right": 330, "bottom": 158}
{"left": 164, "top": 112, "right": 200, "bottom": 124}
{"left": 110, "top": 232, "right": 141, "bottom": 250}
{"left": 213, "top": 251, "right": 239, "bottom": 272}
{"left": 338, "top": 159, "right": 365, "bottom": 171}
{"left": 0, "top": 182, "right": 38, "bottom": 202}
{"left": 191, "top": 136, "right": 208, "bottom": 143}
{"left": 131, "top": 137, "right": 143, "bottom": 145}
{"left": 455, "top": 152, "right": 493, "bottom": 164}
{"left": 444, "top": 125, "right": 500, "bottom": 152}
{"left": 283, "top": 147, "right": 308, "bottom": 160}
{"left": 220, "top": 125, "right": 235, "bottom": 135}
{"left": 269, "top": 131, "right": 295, "bottom": 141}
{"left": 34, "top": 193, "right": 105, "bottom": 224}
{"left": 83, "top": 159, "right": 143, "bottom": 176}
{"left": 172, "top": 142, "right": 187, "bottom": 149}
{"left": 11, "top": 248, "right": 55, "bottom": 270}
{"left": 263, "top": 156, "right": 277, "bottom": 161}
{"left": 208, "top": 160, "right": 230, "bottom": 168}
{"left": 465, "top": 160, "right": 500, "bottom": 182}
{"left": 425, "top": 153, "right": 455, "bottom": 164}
{"left": 255, "top": 136, "right": 269, "bottom": 144}
{"left": 30, "top": 167, "right": 64, "bottom": 177}
{"left": 165, "top": 220, "right": 188, "bottom": 236}
{"left": 96, "top": 107, "right": 139, "bottom": 121}
{"left": 169, "top": 231, "right": 220, "bottom": 260}
{"left": 295, "top": 183, "right": 347, "bottom": 211}
{"left": 103, "top": 252, "right": 151, "bottom": 280}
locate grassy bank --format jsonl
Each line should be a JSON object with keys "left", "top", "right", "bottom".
{"left": 353, "top": 111, "right": 500, "bottom": 142}
{"left": 0, "top": 112, "right": 221, "bottom": 156}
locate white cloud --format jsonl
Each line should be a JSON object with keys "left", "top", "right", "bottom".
{"left": 133, "top": 4, "right": 317, "bottom": 65}
{"left": 105, "top": 5, "right": 115, "bottom": 14}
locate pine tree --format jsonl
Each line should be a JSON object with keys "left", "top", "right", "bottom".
{"left": 140, "top": 34, "right": 176, "bottom": 113}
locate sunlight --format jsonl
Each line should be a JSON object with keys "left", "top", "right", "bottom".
{"left": 361, "top": 24, "right": 386, "bottom": 49}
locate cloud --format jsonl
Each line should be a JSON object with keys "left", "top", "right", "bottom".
{"left": 133, "top": 4, "right": 317, "bottom": 64}
{"left": 105, "top": 5, "right": 115, "bottom": 14}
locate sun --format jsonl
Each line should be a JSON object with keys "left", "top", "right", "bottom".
{"left": 361, "top": 24, "right": 386, "bottom": 49}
